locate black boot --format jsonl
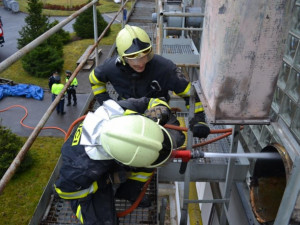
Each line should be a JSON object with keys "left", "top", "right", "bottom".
{"left": 67, "top": 102, "right": 71, "bottom": 106}
{"left": 73, "top": 102, "right": 77, "bottom": 106}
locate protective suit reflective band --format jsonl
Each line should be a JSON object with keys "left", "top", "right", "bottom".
{"left": 76, "top": 204, "right": 84, "bottom": 223}
{"left": 177, "top": 82, "right": 191, "bottom": 97}
{"left": 54, "top": 181, "right": 98, "bottom": 199}
{"left": 128, "top": 172, "right": 153, "bottom": 182}
{"left": 147, "top": 98, "right": 170, "bottom": 109}
{"left": 187, "top": 102, "right": 204, "bottom": 113}
{"left": 89, "top": 70, "right": 106, "bottom": 95}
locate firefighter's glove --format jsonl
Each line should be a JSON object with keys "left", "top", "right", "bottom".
{"left": 144, "top": 105, "right": 170, "bottom": 125}
{"left": 189, "top": 118, "right": 210, "bottom": 138}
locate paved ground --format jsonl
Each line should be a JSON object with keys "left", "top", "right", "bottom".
{"left": 0, "top": 6, "right": 121, "bottom": 137}
{"left": 0, "top": 6, "right": 122, "bottom": 62}
{"left": 0, "top": 45, "right": 113, "bottom": 137}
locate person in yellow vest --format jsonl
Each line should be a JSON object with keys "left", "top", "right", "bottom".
{"left": 65, "top": 70, "right": 78, "bottom": 106}
{"left": 51, "top": 75, "right": 66, "bottom": 115}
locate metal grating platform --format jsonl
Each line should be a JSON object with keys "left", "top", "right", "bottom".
{"left": 175, "top": 112, "right": 236, "bottom": 164}
{"left": 162, "top": 44, "right": 196, "bottom": 54}
{"left": 40, "top": 197, "right": 81, "bottom": 225}
{"left": 40, "top": 176, "right": 157, "bottom": 225}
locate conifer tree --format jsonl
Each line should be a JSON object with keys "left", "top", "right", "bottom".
{"left": 17, "top": 0, "right": 49, "bottom": 49}
{"left": 73, "top": 4, "right": 110, "bottom": 39}
{"left": 17, "top": 0, "right": 70, "bottom": 78}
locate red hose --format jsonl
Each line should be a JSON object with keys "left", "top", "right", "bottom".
{"left": 0, "top": 105, "right": 67, "bottom": 136}
{"left": 164, "top": 123, "right": 235, "bottom": 134}
{"left": 164, "top": 124, "right": 243, "bottom": 148}
{"left": 64, "top": 115, "right": 86, "bottom": 141}
{"left": 117, "top": 172, "right": 155, "bottom": 217}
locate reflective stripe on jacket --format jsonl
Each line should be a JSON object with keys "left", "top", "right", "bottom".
{"left": 89, "top": 55, "right": 201, "bottom": 107}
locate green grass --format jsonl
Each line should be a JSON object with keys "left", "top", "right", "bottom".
{"left": 0, "top": 23, "right": 121, "bottom": 88}
{"left": 16, "top": 0, "right": 133, "bottom": 16}
{"left": 0, "top": 137, "right": 64, "bottom": 225}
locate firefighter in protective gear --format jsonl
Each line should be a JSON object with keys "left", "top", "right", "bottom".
{"left": 89, "top": 24, "right": 210, "bottom": 138}
{"left": 51, "top": 75, "right": 66, "bottom": 115}
{"left": 89, "top": 24, "right": 210, "bottom": 209}
{"left": 65, "top": 70, "right": 78, "bottom": 106}
{"left": 54, "top": 97, "right": 184, "bottom": 225}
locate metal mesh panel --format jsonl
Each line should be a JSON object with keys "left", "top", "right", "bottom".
{"left": 40, "top": 176, "right": 157, "bottom": 225}
{"left": 176, "top": 112, "right": 232, "bottom": 164}
{"left": 162, "top": 44, "right": 195, "bottom": 54}
{"left": 40, "top": 197, "right": 80, "bottom": 225}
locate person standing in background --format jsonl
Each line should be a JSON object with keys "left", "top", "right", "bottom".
{"left": 65, "top": 70, "right": 78, "bottom": 106}
{"left": 48, "top": 71, "right": 59, "bottom": 91}
{"left": 51, "top": 75, "right": 66, "bottom": 115}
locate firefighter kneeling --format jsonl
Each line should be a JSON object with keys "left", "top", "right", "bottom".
{"left": 54, "top": 97, "right": 184, "bottom": 225}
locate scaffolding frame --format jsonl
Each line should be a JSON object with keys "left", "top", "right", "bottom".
{"left": 155, "top": 1, "right": 300, "bottom": 225}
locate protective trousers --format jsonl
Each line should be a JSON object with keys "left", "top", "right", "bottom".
{"left": 67, "top": 88, "right": 77, "bottom": 104}
{"left": 70, "top": 181, "right": 118, "bottom": 225}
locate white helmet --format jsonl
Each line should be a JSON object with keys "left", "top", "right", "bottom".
{"left": 100, "top": 115, "right": 172, "bottom": 168}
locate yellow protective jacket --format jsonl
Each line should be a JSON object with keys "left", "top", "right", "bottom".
{"left": 65, "top": 77, "right": 78, "bottom": 87}
{"left": 51, "top": 83, "right": 64, "bottom": 95}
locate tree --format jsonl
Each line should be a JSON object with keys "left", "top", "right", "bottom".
{"left": 22, "top": 45, "right": 64, "bottom": 78}
{"left": 17, "top": 0, "right": 49, "bottom": 49}
{"left": 0, "top": 124, "right": 33, "bottom": 178}
{"left": 73, "top": 5, "right": 110, "bottom": 39}
{"left": 17, "top": 0, "right": 70, "bottom": 78}
{"left": 48, "top": 20, "right": 71, "bottom": 46}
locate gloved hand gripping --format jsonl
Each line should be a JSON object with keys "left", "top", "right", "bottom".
{"left": 144, "top": 105, "right": 170, "bottom": 125}
{"left": 189, "top": 117, "right": 210, "bottom": 138}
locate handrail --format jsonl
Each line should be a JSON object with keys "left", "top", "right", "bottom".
{"left": 0, "top": 0, "right": 129, "bottom": 195}
{"left": 156, "top": 0, "right": 204, "bottom": 54}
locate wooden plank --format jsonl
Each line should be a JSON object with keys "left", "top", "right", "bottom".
{"left": 76, "top": 45, "right": 102, "bottom": 66}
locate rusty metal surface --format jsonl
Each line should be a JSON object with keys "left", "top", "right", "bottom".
{"left": 249, "top": 144, "right": 293, "bottom": 223}
{"left": 199, "top": 0, "right": 292, "bottom": 124}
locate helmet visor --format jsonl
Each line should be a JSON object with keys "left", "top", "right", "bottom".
{"left": 148, "top": 127, "right": 172, "bottom": 168}
{"left": 124, "top": 46, "right": 152, "bottom": 60}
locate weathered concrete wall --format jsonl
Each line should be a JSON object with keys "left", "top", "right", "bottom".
{"left": 199, "top": 0, "right": 291, "bottom": 124}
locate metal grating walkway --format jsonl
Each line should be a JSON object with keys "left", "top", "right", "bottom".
{"left": 40, "top": 176, "right": 157, "bottom": 225}
{"left": 162, "top": 44, "right": 196, "bottom": 54}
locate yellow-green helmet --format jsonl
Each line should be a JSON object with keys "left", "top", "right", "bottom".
{"left": 116, "top": 25, "right": 153, "bottom": 65}
{"left": 100, "top": 115, "right": 172, "bottom": 168}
